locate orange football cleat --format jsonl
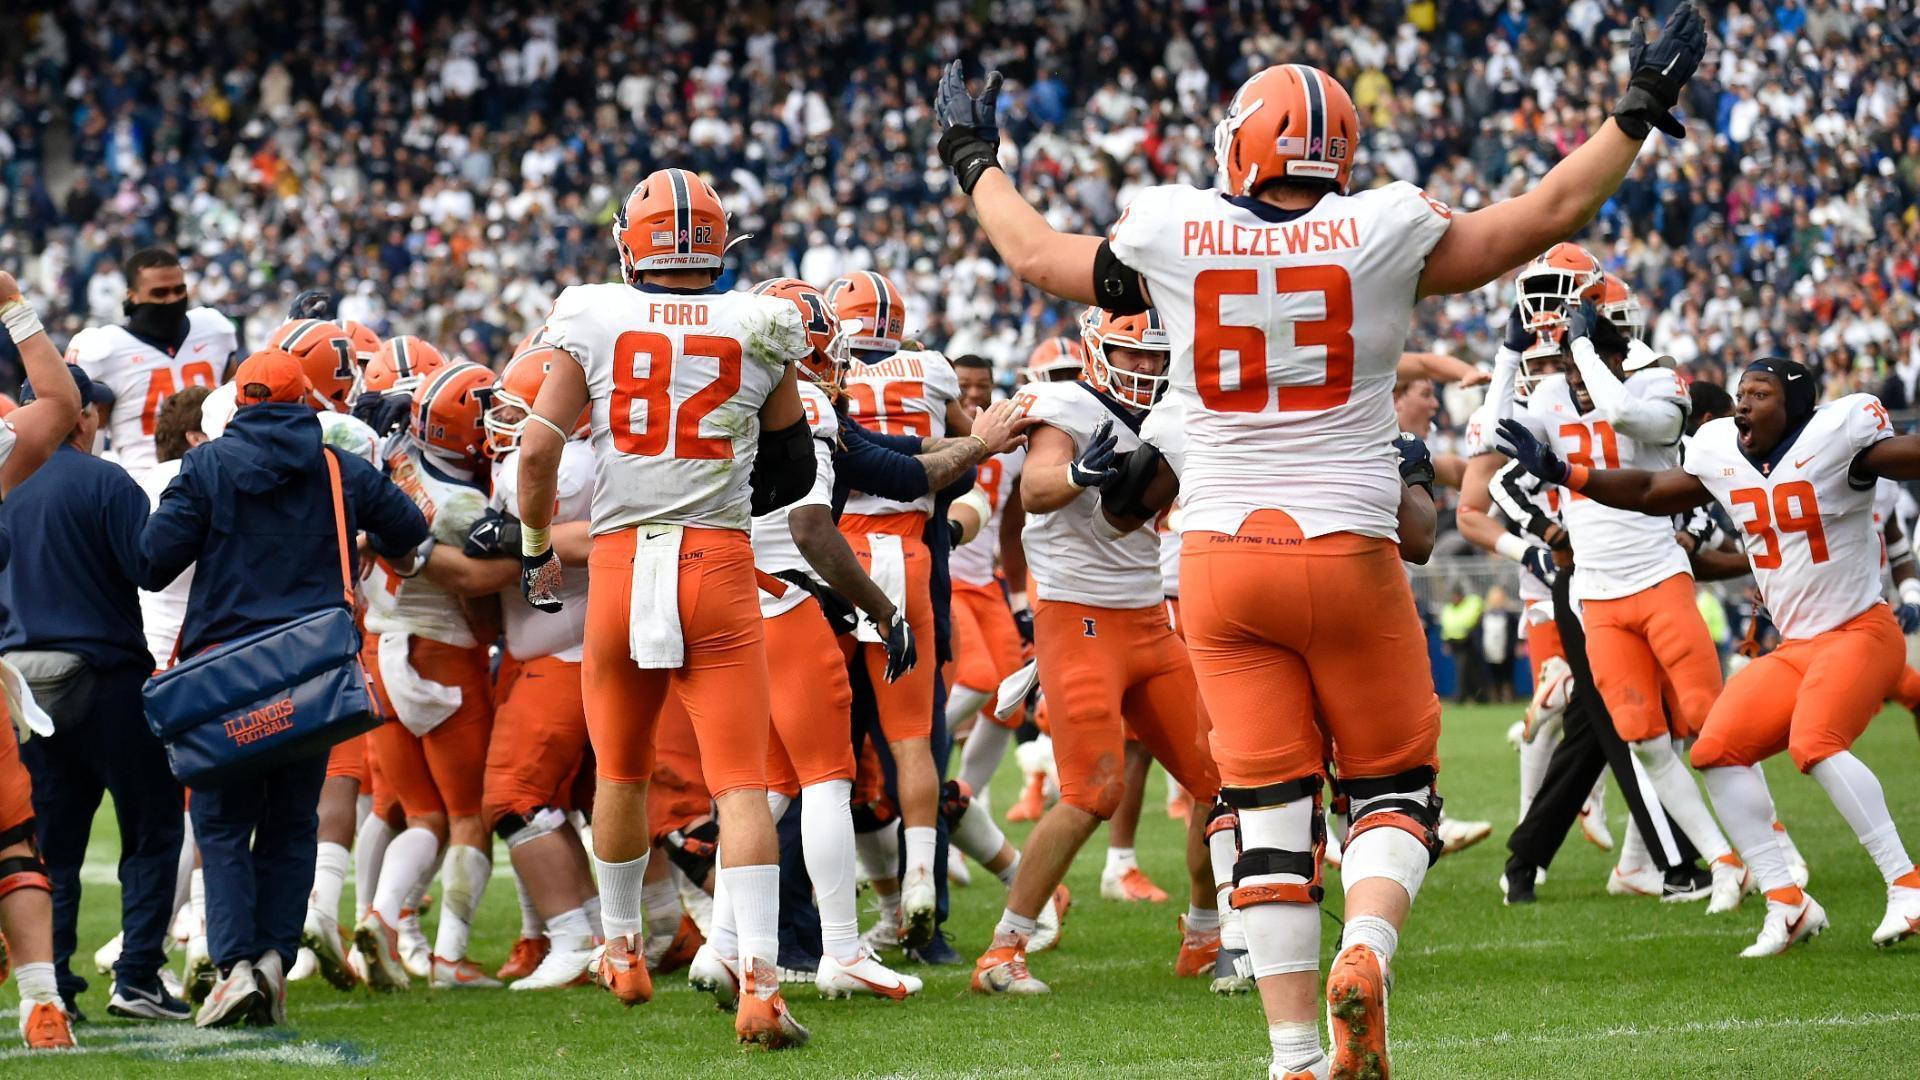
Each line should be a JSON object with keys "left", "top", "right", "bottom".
{"left": 1326, "top": 945, "right": 1391, "bottom": 1080}
{"left": 735, "top": 961, "right": 809, "bottom": 1049}
{"left": 651, "top": 914, "right": 704, "bottom": 974}
{"left": 496, "top": 937, "right": 549, "bottom": 981}
{"left": 22, "top": 1001, "right": 76, "bottom": 1050}
{"left": 1006, "top": 773, "right": 1047, "bottom": 823}
{"left": 1174, "top": 915, "right": 1221, "bottom": 978}
{"left": 1103, "top": 866, "right": 1170, "bottom": 903}
{"left": 971, "top": 936, "right": 1049, "bottom": 995}
{"left": 595, "top": 934, "right": 653, "bottom": 1007}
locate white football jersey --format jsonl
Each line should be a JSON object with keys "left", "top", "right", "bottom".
{"left": 1108, "top": 181, "right": 1452, "bottom": 540}
{"left": 1157, "top": 504, "right": 1183, "bottom": 598}
{"left": 319, "top": 410, "right": 381, "bottom": 467}
{"left": 138, "top": 458, "right": 193, "bottom": 663}
{"left": 949, "top": 445, "right": 1025, "bottom": 588}
{"left": 493, "top": 439, "right": 594, "bottom": 661}
{"left": 1470, "top": 400, "right": 1559, "bottom": 607}
{"left": 751, "top": 380, "right": 841, "bottom": 619}
{"left": 841, "top": 349, "right": 960, "bottom": 519}
{"left": 363, "top": 440, "right": 491, "bottom": 648}
{"left": 0, "top": 419, "right": 15, "bottom": 472}
{"left": 1685, "top": 395, "right": 1894, "bottom": 639}
{"left": 1012, "top": 381, "right": 1161, "bottom": 609}
{"left": 543, "top": 283, "right": 808, "bottom": 534}
{"left": 1873, "top": 476, "right": 1899, "bottom": 572}
{"left": 1526, "top": 370, "right": 1691, "bottom": 601}
{"left": 67, "top": 307, "right": 238, "bottom": 481}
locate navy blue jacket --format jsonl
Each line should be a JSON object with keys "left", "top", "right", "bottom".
{"left": 0, "top": 444, "right": 153, "bottom": 671}
{"left": 142, "top": 403, "right": 428, "bottom": 658}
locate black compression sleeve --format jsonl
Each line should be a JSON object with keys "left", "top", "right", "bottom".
{"left": 1092, "top": 240, "right": 1150, "bottom": 315}
{"left": 749, "top": 419, "right": 816, "bottom": 517}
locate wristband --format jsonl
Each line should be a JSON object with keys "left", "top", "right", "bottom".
{"left": 522, "top": 523, "right": 552, "bottom": 557}
{"left": 526, "top": 412, "right": 572, "bottom": 441}
{"left": 1494, "top": 533, "right": 1532, "bottom": 563}
{"left": 0, "top": 299, "right": 45, "bottom": 344}
{"left": 1565, "top": 464, "right": 1591, "bottom": 492}
{"left": 396, "top": 536, "right": 435, "bottom": 578}
{"left": 965, "top": 433, "right": 991, "bottom": 460}
{"left": 1900, "top": 579, "right": 1920, "bottom": 608}
{"left": 1009, "top": 590, "right": 1029, "bottom": 613}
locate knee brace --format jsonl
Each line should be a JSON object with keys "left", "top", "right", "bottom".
{"left": 1203, "top": 801, "right": 1240, "bottom": 892}
{"left": 0, "top": 851, "right": 51, "bottom": 900}
{"left": 939, "top": 779, "right": 973, "bottom": 828}
{"left": 1219, "top": 777, "right": 1324, "bottom": 908}
{"left": 1336, "top": 767, "right": 1442, "bottom": 902}
{"left": 662, "top": 819, "right": 719, "bottom": 883}
{"left": 494, "top": 806, "right": 568, "bottom": 850}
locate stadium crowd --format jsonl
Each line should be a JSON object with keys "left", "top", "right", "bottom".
{"left": 2, "top": 0, "right": 1916, "bottom": 405}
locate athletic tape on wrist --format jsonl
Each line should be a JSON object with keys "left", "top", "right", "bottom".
{"left": 0, "top": 300, "right": 45, "bottom": 344}
{"left": 1494, "top": 533, "right": 1531, "bottom": 563}
{"left": 522, "top": 524, "right": 551, "bottom": 557}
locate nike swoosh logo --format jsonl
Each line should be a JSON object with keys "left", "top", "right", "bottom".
{"left": 193, "top": 342, "right": 208, "bottom": 352}
{"left": 843, "top": 972, "right": 910, "bottom": 1000}
{"left": 1794, "top": 456, "right": 1815, "bottom": 469}
{"left": 1786, "top": 908, "right": 1810, "bottom": 944}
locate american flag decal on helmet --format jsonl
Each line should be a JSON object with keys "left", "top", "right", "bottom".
{"left": 651, "top": 230, "right": 674, "bottom": 245}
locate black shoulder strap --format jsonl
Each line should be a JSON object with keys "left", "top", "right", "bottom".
{"left": 1074, "top": 381, "right": 1143, "bottom": 435}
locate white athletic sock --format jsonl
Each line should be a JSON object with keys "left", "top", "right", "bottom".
{"left": 952, "top": 800, "right": 1009, "bottom": 868}
{"left": 1269, "top": 1020, "right": 1325, "bottom": 1075}
{"left": 721, "top": 863, "right": 781, "bottom": 990}
{"left": 1342, "top": 913, "right": 1399, "bottom": 965}
{"left": 189, "top": 866, "right": 206, "bottom": 929}
{"left": 800, "top": 780, "right": 861, "bottom": 961}
{"left": 1518, "top": 733, "right": 1556, "bottom": 821}
{"left": 354, "top": 814, "right": 395, "bottom": 920}
{"left": 946, "top": 684, "right": 992, "bottom": 730}
{"left": 855, "top": 821, "right": 900, "bottom": 883}
{"left": 581, "top": 895, "right": 605, "bottom": 940}
{"left": 766, "top": 790, "right": 792, "bottom": 822}
{"left": 1186, "top": 904, "right": 1220, "bottom": 933}
{"left": 1810, "top": 752, "right": 1917, "bottom": 884}
{"left": 997, "top": 850, "right": 1021, "bottom": 887}
{"left": 994, "top": 907, "right": 1038, "bottom": 940}
{"left": 546, "top": 906, "right": 594, "bottom": 949}
{"left": 373, "top": 828, "right": 440, "bottom": 926}
{"left": 1105, "top": 846, "right": 1137, "bottom": 875}
{"left": 515, "top": 873, "right": 544, "bottom": 938}
{"left": 1702, "top": 766, "right": 1793, "bottom": 893}
{"left": 310, "top": 841, "right": 350, "bottom": 919}
{"left": 14, "top": 961, "right": 58, "bottom": 1004}
{"left": 171, "top": 811, "right": 196, "bottom": 922}
{"left": 641, "top": 877, "right": 682, "bottom": 940}
{"left": 592, "top": 851, "right": 648, "bottom": 942}
{"left": 1243, "top": 901, "right": 1320, "bottom": 977}
{"left": 708, "top": 851, "right": 739, "bottom": 958}
{"left": 432, "top": 844, "right": 490, "bottom": 962}
{"left": 1630, "top": 738, "right": 1730, "bottom": 861}
{"left": 903, "top": 825, "right": 938, "bottom": 881}
{"left": 957, "top": 719, "right": 1013, "bottom": 798}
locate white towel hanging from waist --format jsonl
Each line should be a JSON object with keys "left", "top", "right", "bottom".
{"left": 376, "top": 632, "right": 463, "bottom": 737}
{"left": 0, "top": 657, "right": 54, "bottom": 739}
{"left": 629, "top": 524, "right": 686, "bottom": 668}
{"left": 853, "top": 533, "right": 906, "bottom": 644}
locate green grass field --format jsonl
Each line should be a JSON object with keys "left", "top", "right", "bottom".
{"left": 8, "top": 701, "right": 1920, "bottom": 1077}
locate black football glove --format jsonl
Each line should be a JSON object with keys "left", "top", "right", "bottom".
{"left": 1612, "top": 3, "right": 1707, "bottom": 139}
{"left": 521, "top": 547, "right": 564, "bottom": 613}
{"left": 934, "top": 59, "right": 1003, "bottom": 195}
{"left": 881, "top": 609, "right": 918, "bottom": 683}
{"left": 464, "top": 508, "right": 522, "bottom": 559}
{"left": 1067, "top": 418, "right": 1120, "bottom": 490}
{"left": 1521, "top": 545, "right": 1559, "bottom": 588}
{"left": 289, "top": 289, "right": 337, "bottom": 321}
{"left": 1497, "top": 418, "right": 1571, "bottom": 486}
{"left": 939, "top": 778, "right": 973, "bottom": 827}
{"left": 1394, "top": 431, "right": 1435, "bottom": 493}
{"left": 352, "top": 390, "right": 414, "bottom": 437}
{"left": 1565, "top": 300, "right": 1629, "bottom": 357}
{"left": 1012, "top": 605, "right": 1035, "bottom": 646}
{"left": 1502, "top": 303, "right": 1537, "bottom": 356}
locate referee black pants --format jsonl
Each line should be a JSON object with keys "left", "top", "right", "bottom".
{"left": 1506, "top": 573, "right": 1701, "bottom": 873}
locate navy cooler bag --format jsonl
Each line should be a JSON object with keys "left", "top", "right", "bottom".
{"left": 143, "top": 448, "right": 379, "bottom": 787}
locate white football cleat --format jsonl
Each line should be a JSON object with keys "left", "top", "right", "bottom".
{"left": 1027, "top": 885, "right": 1071, "bottom": 953}
{"left": 396, "top": 912, "right": 432, "bottom": 978}
{"left": 1706, "top": 855, "right": 1752, "bottom": 915}
{"left": 93, "top": 932, "right": 123, "bottom": 975}
{"left": 510, "top": 938, "right": 594, "bottom": 990}
{"left": 688, "top": 942, "right": 740, "bottom": 1011}
{"left": 1741, "top": 890, "right": 1827, "bottom": 957}
{"left": 1505, "top": 720, "right": 1526, "bottom": 752}
{"left": 1271, "top": 1051, "right": 1330, "bottom": 1080}
{"left": 1871, "top": 884, "right": 1920, "bottom": 947}
{"left": 183, "top": 935, "right": 216, "bottom": 1003}
{"left": 287, "top": 947, "right": 318, "bottom": 982}
{"left": 352, "top": 911, "right": 412, "bottom": 992}
{"left": 301, "top": 908, "right": 358, "bottom": 991}
{"left": 971, "top": 936, "right": 1049, "bottom": 995}
{"left": 816, "top": 947, "right": 922, "bottom": 1000}
{"left": 860, "top": 904, "right": 903, "bottom": 953}
{"left": 1438, "top": 816, "right": 1492, "bottom": 855}
{"left": 899, "top": 867, "right": 938, "bottom": 950}
{"left": 430, "top": 955, "right": 503, "bottom": 989}
{"left": 195, "top": 961, "right": 264, "bottom": 1029}
{"left": 1606, "top": 863, "right": 1662, "bottom": 898}
{"left": 159, "top": 966, "right": 186, "bottom": 1001}
{"left": 1578, "top": 800, "right": 1613, "bottom": 852}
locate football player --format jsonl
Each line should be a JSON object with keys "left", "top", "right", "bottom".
{"left": 353, "top": 361, "right": 499, "bottom": 991}
{"left": 933, "top": 6, "right": 1707, "bottom": 1073}
{"left": 515, "top": 168, "right": 816, "bottom": 1048}
{"left": 0, "top": 271, "right": 87, "bottom": 1048}
{"left": 66, "top": 248, "right": 237, "bottom": 484}
{"left": 1501, "top": 355, "right": 1920, "bottom": 955}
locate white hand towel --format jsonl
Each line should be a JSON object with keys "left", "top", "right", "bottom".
{"left": 629, "top": 524, "right": 686, "bottom": 668}
{"left": 853, "top": 533, "right": 906, "bottom": 644}
{"left": 377, "top": 631, "right": 463, "bottom": 737}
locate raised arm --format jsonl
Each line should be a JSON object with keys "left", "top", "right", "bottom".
{"left": 1418, "top": 6, "right": 1706, "bottom": 297}
{"left": 0, "top": 272, "right": 83, "bottom": 495}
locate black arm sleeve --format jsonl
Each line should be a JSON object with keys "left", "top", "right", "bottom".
{"left": 1100, "top": 443, "right": 1166, "bottom": 521}
{"left": 1092, "top": 239, "right": 1150, "bottom": 315}
{"left": 750, "top": 419, "right": 817, "bottom": 517}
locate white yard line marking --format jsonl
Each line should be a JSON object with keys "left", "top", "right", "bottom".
{"left": 1399, "top": 1010, "right": 1920, "bottom": 1052}
{"left": 0, "top": 1025, "right": 364, "bottom": 1065}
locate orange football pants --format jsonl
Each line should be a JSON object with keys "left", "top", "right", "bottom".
{"left": 583, "top": 525, "right": 769, "bottom": 799}
{"left": 0, "top": 701, "right": 34, "bottom": 836}
{"left": 324, "top": 733, "right": 370, "bottom": 784}
{"left": 1579, "top": 573, "right": 1722, "bottom": 743}
{"left": 839, "top": 513, "right": 935, "bottom": 743}
{"left": 483, "top": 654, "right": 590, "bottom": 828}
{"left": 1180, "top": 512, "right": 1440, "bottom": 788}
{"left": 952, "top": 579, "right": 1025, "bottom": 718}
{"left": 364, "top": 636, "right": 494, "bottom": 818}
{"left": 1032, "top": 598, "right": 1219, "bottom": 817}
{"left": 1525, "top": 617, "right": 1565, "bottom": 685}
{"left": 648, "top": 694, "right": 712, "bottom": 842}
{"left": 1692, "top": 604, "right": 1905, "bottom": 773}
{"left": 764, "top": 599, "right": 857, "bottom": 797}
{"left": 1891, "top": 665, "right": 1920, "bottom": 711}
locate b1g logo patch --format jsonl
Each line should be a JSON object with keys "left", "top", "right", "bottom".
{"left": 1082, "top": 618, "right": 1098, "bottom": 638}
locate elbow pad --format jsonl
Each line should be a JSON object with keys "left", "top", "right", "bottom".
{"left": 750, "top": 420, "right": 816, "bottom": 517}
{"left": 1099, "top": 443, "right": 1166, "bottom": 521}
{"left": 1092, "top": 240, "right": 1150, "bottom": 315}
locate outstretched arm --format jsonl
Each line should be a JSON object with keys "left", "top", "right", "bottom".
{"left": 1856, "top": 436, "right": 1920, "bottom": 483}
{"left": 1497, "top": 417, "right": 1711, "bottom": 515}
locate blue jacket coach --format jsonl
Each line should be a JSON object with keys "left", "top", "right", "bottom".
{"left": 141, "top": 349, "right": 426, "bottom": 1027}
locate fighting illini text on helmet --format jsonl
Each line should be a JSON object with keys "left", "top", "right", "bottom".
{"left": 826, "top": 271, "right": 907, "bottom": 356}
{"left": 611, "top": 168, "right": 729, "bottom": 282}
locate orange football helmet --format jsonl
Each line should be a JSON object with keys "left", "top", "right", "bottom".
{"left": 1081, "top": 307, "right": 1171, "bottom": 409}
{"left": 486, "top": 346, "right": 590, "bottom": 457}
{"left": 412, "top": 362, "right": 494, "bottom": 463}
{"left": 342, "top": 320, "right": 383, "bottom": 367}
{"left": 612, "top": 168, "right": 729, "bottom": 280}
{"left": 1022, "top": 336, "right": 1087, "bottom": 384}
{"left": 1214, "top": 64, "right": 1360, "bottom": 196}
{"left": 361, "top": 336, "right": 450, "bottom": 396}
{"left": 826, "top": 271, "right": 906, "bottom": 355}
{"left": 749, "top": 278, "right": 847, "bottom": 387}
{"left": 1597, "top": 273, "right": 1646, "bottom": 344}
{"left": 1515, "top": 243, "right": 1605, "bottom": 389}
{"left": 266, "top": 319, "right": 358, "bottom": 412}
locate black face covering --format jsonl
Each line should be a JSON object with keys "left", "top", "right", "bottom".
{"left": 1745, "top": 357, "right": 1817, "bottom": 428}
{"left": 124, "top": 297, "right": 190, "bottom": 349}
